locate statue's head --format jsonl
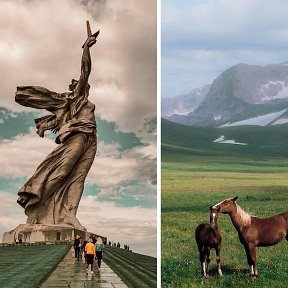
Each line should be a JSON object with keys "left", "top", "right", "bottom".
{"left": 69, "top": 79, "right": 91, "bottom": 92}
{"left": 69, "top": 79, "right": 79, "bottom": 91}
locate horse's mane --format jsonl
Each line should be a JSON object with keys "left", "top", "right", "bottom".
{"left": 236, "top": 203, "right": 251, "bottom": 226}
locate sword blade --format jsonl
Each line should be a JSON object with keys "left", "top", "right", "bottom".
{"left": 86, "top": 20, "right": 92, "bottom": 37}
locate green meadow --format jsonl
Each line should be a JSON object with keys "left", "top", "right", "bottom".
{"left": 161, "top": 120, "right": 288, "bottom": 288}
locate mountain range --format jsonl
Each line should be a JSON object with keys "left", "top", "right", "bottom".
{"left": 163, "top": 62, "right": 288, "bottom": 127}
{"left": 162, "top": 85, "right": 210, "bottom": 117}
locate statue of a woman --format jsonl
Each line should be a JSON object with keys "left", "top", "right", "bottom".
{"left": 15, "top": 25, "right": 99, "bottom": 231}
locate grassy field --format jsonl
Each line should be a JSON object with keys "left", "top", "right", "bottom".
{"left": 162, "top": 145, "right": 288, "bottom": 287}
{"left": 0, "top": 244, "right": 70, "bottom": 288}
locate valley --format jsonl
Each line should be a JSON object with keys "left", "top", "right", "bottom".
{"left": 161, "top": 119, "right": 288, "bottom": 287}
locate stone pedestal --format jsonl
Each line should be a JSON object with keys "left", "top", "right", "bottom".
{"left": 2, "top": 224, "right": 88, "bottom": 244}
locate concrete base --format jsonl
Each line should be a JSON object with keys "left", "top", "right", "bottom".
{"left": 2, "top": 224, "right": 88, "bottom": 244}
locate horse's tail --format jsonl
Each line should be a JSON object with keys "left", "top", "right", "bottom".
{"left": 195, "top": 224, "right": 203, "bottom": 251}
{"left": 195, "top": 224, "right": 208, "bottom": 252}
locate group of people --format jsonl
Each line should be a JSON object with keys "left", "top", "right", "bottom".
{"left": 14, "top": 238, "right": 23, "bottom": 244}
{"left": 73, "top": 235, "right": 105, "bottom": 273}
{"left": 107, "top": 241, "right": 130, "bottom": 251}
{"left": 123, "top": 244, "right": 130, "bottom": 250}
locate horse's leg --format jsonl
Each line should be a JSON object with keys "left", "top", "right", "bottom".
{"left": 198, "top": 244, "right": 205, "bottom": 277}
{"left": 245, "top": 244, "right": 258, "bottom": 278}
{"left": 250, "top": 245, "right": 258, "bottom": 278}
{"left": 202, "top": 256, "right": 208, "bottom": 278}
{"left": 244, "top": 245, "right": 253, "bottom": 276}
{"left": 206, "top": 248, "right": 211, "bottom": 277}
{"left": 215, "top": 246, "right": 223, "bottom": 276}
{"left": 199, "top": 249, "right": 207, "bottom": 278}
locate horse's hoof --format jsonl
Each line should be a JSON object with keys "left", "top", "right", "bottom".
{"left": 251, "top": 274, "right": 258, "bottom": 280}
{"left": 203, "top": 274, "right": 209, "bottom": 279}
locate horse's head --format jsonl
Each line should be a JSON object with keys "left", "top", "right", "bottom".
{"left": 210, "top": 206, "right": 220, "bottom": 227}
{"left": 212, "top": 196, "right": 238, "bottom": 214}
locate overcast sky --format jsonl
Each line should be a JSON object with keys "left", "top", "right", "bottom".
{"left": 162, "top": 0, "right": 288, "bottom": 98}
{"left": 0, "top": 0, "right": 156, "bottom": 256}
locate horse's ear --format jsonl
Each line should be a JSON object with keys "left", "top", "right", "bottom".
{"left": 233, "top": 196, "right": 238, "bottom": 202}
{"left": 210, "top": 206, "right": 212, "bottom": 211}
{"left": 217, "top": 206, "right": 220, "bottom": 212}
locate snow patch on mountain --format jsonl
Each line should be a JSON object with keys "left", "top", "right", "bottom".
{"left": 259, "top": 81, "right": 288, "bottom": 102}
{"left": 272, "top": 118, "right": 288, "bottom": 125}
{"left": 219, "top": 109, "right": 287, "bottom": 127}
{"left": 213, "top": 114, "right": 222, "bottom": 121}
{"left": 213, "top": 135, "right": 247, "bottom": 145}
{"left": 219, "top": 140, "right": 247, "bottom": 145}
{"left": 172, "top": 108, "right": 190, "bottom": 116}
{"left": 213, "top": 135, "right": 225, "bottom": 142}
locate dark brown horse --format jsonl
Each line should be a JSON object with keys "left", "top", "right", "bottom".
{"left": 195, "top": 206, "right": 223, "bottom": 278}
{"left": 212, "top": 196, "right": 288, "bottom": 278}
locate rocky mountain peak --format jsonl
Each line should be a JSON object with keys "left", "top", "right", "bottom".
{"left": 166, "top": 62, "right": 288, "bottom": 127}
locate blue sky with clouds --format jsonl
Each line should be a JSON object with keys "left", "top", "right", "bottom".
{"left": 162, "top": 0, "right": 288, "bottom": 98}
{"left": 0, "top": 0, "right": 156, "bottom": 257}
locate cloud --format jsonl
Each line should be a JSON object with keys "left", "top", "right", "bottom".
{"left": 87, "top": 141, "right": 157, "bottom": 192}
{"left": 0, "top": 0, "right": 88, "bottom": 108}
{"left": 87, "top": 142, "right": 138, "bottom": 188}
{"left": 162, "top": 0, "right": 288, "bottom": 97}
{"left": 0, "top": 192, "right": 26, "bottom": 238}
{"left": 78, "top": 195, "right": 157, "bottom": 256}
{"left": 0, "top": 130, "right": 156, "bottom": 186}
{"left": 124, "top": 146, "right": 157, "bottom": 185}
{"left": 163, "top": 0, "right": 288, "bottom": 49}
{"left": 0, "top": 191, "right": 156, "bottom": 256}
{"left": 0, "top": 130, "right": 56, "bottom": 178}
{"left": 85, "top": 0, "right": 157, "bottom": 132}
{"left": 0, "top": 0, "right": 156, "bottom": 136}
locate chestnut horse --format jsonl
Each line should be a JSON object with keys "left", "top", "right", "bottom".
{"left": 212, "top": 196, "right": 288, "bottom": 278}
{"left": 195, "top": 206, "right": 223, "bottom": 278}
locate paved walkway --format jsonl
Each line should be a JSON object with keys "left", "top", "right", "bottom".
{"left": 41, "top": 251, "right": 127, "bottom": 288}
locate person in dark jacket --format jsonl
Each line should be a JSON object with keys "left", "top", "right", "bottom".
{"left": 74, "top": 235, "right": 81, "bottom": 261}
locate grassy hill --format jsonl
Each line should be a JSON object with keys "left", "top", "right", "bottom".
{"left": 104, "top": 246, "right": 157, "bottom": 288}
{"left": 161, "top": 119, "right": 288, "bottom": 287}
{"left": 162, "top": 118, "right": 288, "bottom": 159}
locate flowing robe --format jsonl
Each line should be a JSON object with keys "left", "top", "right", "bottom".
{"left": 15, "top": 86, "right": 97, "bottom": 230}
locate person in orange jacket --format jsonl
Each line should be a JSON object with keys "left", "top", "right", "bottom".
{"left": 85, "top": 237, "right": 96, "bottom": 273}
